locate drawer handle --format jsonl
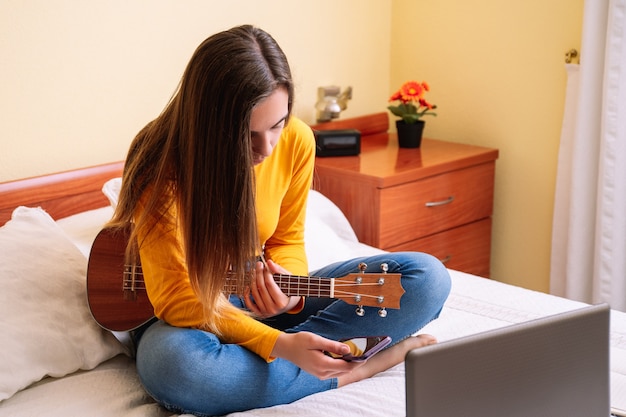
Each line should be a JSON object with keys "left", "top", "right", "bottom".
{"left": 425, "top": 196, "right": 455, "bottom": 207}
{"left": 439, "top": 255, "right": 452, "bottom": 264}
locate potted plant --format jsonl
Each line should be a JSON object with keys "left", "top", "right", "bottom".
{"left": 387, "top": 80, "right": 437, "bottom": 148}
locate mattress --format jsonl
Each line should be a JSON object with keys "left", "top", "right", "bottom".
{"left": 1, "top": 190, "right": 624, "bottom": 416}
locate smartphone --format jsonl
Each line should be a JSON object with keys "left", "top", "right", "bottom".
{"left": 327, "top": 336, "right": 392, "bottom": 362}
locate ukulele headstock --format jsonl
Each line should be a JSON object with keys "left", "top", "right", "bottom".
{"left": 335, "top": 263, "right": 404, "bottom": 317}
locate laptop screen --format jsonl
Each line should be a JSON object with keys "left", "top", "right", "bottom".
{"left": 406, "top": 304, "right": 610, "bottom": 417}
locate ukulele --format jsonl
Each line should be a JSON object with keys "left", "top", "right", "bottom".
{"left": 86, "top": 225, "right": 404, "bottom": 332}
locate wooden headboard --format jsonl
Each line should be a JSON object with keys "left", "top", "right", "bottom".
{"left": 0, "top": 113, "right": 389, "bottom": 226}
{"left": 0, "top": 161, "right": 124, "bottom": 225}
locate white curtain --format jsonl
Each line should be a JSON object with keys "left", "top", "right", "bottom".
{"left": 551, "top": 0, "right": 626, "bottom": 311}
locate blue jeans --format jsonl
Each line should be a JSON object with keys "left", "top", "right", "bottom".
{"left": 136, "top": 252, "right": 451, "bottom": 416}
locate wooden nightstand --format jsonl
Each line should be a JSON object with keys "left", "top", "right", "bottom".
{"left": 312, "top": 113, "right": 499, "bottom": 277}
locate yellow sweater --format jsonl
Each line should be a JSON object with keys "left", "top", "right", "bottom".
{"left": 135, "top": 117, "right": 315, "bottom": 361}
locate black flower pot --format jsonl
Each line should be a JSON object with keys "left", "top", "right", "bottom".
{"left": 396, "top": 120, "right": 425, "bottom": 148}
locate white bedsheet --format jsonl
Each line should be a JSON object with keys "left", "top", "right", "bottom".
{"left": 2, "top": 191, "right": 624, "bottom": 416}
{"left": 3, "top": 268, "right": 624, "bottom": 417}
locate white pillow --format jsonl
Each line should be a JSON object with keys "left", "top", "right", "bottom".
{"left": 56, "top": 206, "right": 115, "bottom": 257}
{"left": 0, "top": 207, "right": 127, "bottom": 401}
{"left": 305, "top": 191, "right": 385, "bottom": 271}
{"left": 102, "top": 177, "right": 122, "bottom": 208}
{"left": 306, "top": 190, "right": 359, "bottom": 243}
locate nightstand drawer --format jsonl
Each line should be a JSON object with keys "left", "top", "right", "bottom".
{"left": 378, "top": 162, "right": 495, "bottom": 248}
{"left": 386, "top": 218, "right": 492, "bottom": 277}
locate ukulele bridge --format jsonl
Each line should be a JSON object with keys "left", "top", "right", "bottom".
{"left": 123, "top": 263, "right": 143, "bottom": 300}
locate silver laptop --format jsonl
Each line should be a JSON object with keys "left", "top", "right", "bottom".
{"left": 406, "top": 303, "right": 610, "bottom": 417}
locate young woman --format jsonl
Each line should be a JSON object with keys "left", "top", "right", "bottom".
{"left": 110, "top": 25, "right": 451, "bottom": 416}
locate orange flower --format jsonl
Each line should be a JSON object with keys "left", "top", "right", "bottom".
{"left": 399, "top": 81, "right": 424, "bottom": 102}
{"left": 387, "top": 80, "right": 437, "bottom": 124}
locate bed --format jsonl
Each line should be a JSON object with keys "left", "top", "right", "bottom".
{"left": 1, "top": 161, "right": 625, "bottom": 417}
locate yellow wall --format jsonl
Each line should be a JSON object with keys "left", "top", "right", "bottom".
{"left": 0, "top": 0, "right": 390, "bottom": 181}
{"left": 2, "top": 0, "right": 586, "bottom": 293}
{"left": 390, "top": 0, "right": 584, "bottom": 291}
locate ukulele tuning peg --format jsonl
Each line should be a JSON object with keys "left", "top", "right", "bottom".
{"left": 378, "top": 308, "right": 388, "bottom": 318}
{"left": 358, "top": 262, "right": 368, "bottom": 272}
{"left": 380, "top": 263, "right": 388, "bottom": 273}
{"left": 355, "top": 306, "right": 365, "bottom": 317}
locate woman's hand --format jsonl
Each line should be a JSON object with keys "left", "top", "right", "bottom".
{"left": 271, "top": 332, "right": 363, "bottom": 379}
{"left": 244, "top": 259, "right": 301, "bottom": 318}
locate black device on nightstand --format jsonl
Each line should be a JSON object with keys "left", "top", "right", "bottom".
{"left": 313, "top": 129, "right": 361, "bottom": 157}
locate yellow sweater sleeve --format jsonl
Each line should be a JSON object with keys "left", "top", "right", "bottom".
{"left": 135, "top": 203, "right": 281, "bottom": 361}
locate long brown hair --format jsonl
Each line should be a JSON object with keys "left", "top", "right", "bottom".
{"left": 110, "top": 25, "right": 294, "bottom": 332}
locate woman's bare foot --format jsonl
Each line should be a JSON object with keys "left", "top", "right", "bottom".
{"left": 337, "top": 334, "right": 437, "bottom": 387}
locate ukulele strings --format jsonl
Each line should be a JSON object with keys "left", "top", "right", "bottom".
{"left": 122, "top": 265, "right": 388, "bottom": 301}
